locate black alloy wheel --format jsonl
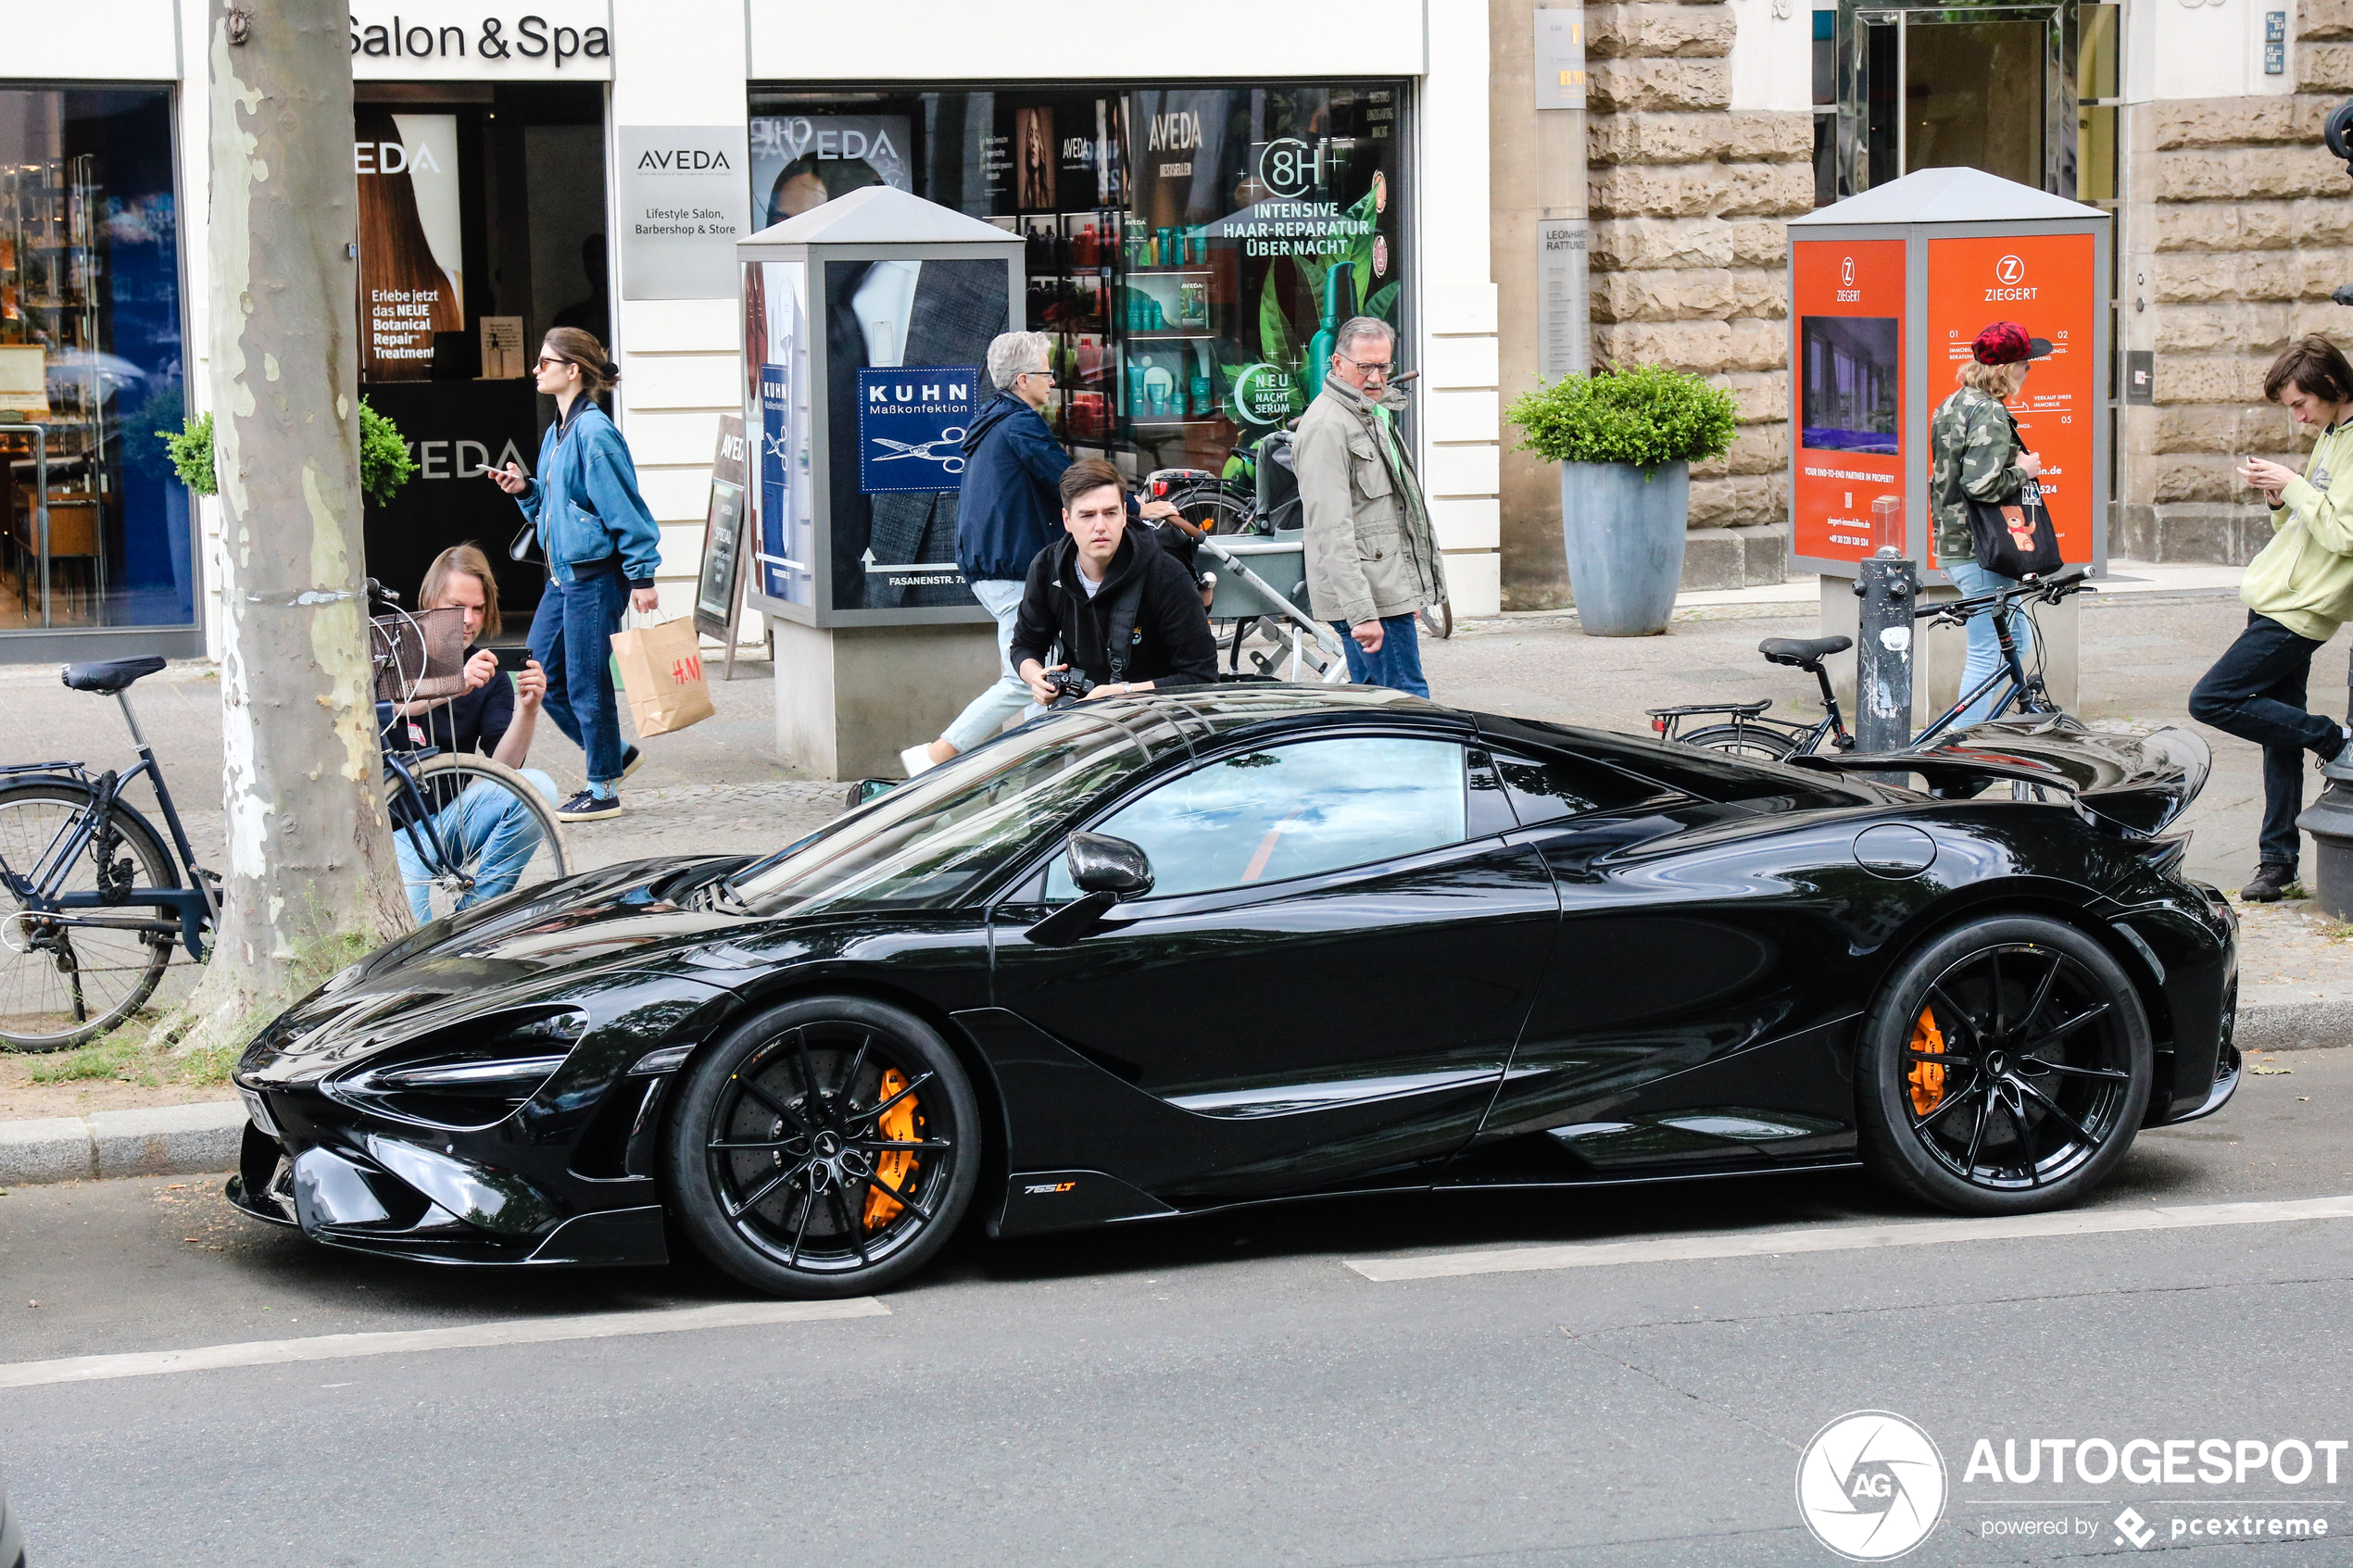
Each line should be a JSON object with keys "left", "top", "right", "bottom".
{"left": 1857, "top": 915, "right": 2151, "bottom": 1215}
{"left": 665, "top": 997, "right": 979, "bottom": 1298}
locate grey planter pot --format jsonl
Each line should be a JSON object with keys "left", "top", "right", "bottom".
{"left": 1559, "top": 459, "right": 1690, "bottom": 636}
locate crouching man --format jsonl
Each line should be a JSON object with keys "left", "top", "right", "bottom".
{"left": 1010, "top": 459, "right": 1219, "bottom": 708}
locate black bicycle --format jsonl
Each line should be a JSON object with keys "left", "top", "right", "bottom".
{"left": 1650, "top": 567, "right": 2097, "bottom": 760}
{"left": 0, "top": 656, "right": 219, "bottom": 1050}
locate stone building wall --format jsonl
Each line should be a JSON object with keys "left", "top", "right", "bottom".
{"left": 2120, "top": 0, "right": 2353, "bottom": 561}
{"left": 1490, "top": 0, "right": 1810, "bottom": 608}
{"left": 1584, "top": 0, "right": 1814, "bottom": 596}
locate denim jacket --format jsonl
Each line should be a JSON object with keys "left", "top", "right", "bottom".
{"left": 513, "top": 401, "right": 662, "bottom": 586}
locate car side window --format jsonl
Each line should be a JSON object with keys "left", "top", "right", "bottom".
{"left": 1047, "top": 736, "right": 1470, "bottom": 900}
{"left": 1491, "top": 751, "right": 1669, "bottom": 826}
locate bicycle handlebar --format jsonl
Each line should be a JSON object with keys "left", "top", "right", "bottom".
{"left": 1916, "top": 565, "right": 2093, "bottom": 624}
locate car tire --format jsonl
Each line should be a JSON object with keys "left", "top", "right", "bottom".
{"left": 664, "top": 996, "right": 981, "bottom": 1298}
{"left": 1856, "top": 915, "right": 2151, "bottom": 1216}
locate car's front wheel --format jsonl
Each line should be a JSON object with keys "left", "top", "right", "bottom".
{"left": 665, "top": 997, "right": 980, "bottom": 1298}
{"left": 1857, "top": 915, "right": 2151, "bottom": 1215}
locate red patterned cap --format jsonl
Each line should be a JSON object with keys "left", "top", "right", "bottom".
{"left": 1972, "top": 322, "right": 2054, "bottom": 365}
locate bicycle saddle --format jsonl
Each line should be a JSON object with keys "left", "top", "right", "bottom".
{"left": 60, "top": 656, "right": 167, "bottom": 694}
{"left": 1757, "top": 635, "right": 1852, "bottom": 670}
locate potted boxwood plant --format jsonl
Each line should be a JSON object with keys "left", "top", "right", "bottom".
{"left": 1506, "top": 363, "right": 1737, "bottom": 636}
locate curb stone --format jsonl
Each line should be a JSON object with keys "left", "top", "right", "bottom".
{"left": 0, "top": 1101, "right": 243, "bottom": 1186}
{"left": 0, "top": 997, "right": 2342, "bottom": 1187}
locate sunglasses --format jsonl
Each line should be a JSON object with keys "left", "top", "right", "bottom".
{"left": 535, "top": 355, "right": 575, "bottom": 371}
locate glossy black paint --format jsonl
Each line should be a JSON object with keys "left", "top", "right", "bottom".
{"left": 228, "top": 689, "right": 2239, "bottom": 1274}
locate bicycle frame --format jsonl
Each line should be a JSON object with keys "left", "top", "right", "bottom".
{"left": 1906, "top": 597, "right": 2055, "bottom": 747}
{"left": 0, "top": 689, "right": 218, "bottom": 961}
{"left": 1657, "top": 571, "right": 2079, "bottom": 759}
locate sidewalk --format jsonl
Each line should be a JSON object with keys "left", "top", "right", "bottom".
{"left": 4, "top": 556, "right": 2340, "bottom": 1184}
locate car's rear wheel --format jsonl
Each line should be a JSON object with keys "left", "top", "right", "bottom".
{"left": 1856, "top": 915, "right": 2151, "bottom": 1215}
{"left": 665, "top": 997, "right": 979, "bottom": 1298}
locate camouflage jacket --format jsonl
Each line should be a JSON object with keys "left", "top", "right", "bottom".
{"left": 1929, "top": 387, "right": 2031, "bottom": 563}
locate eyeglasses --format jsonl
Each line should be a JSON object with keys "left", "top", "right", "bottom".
{"left": 535, "top": 355, "right": 574, "bottom": 371}
{"left": 1337, "top": 353, "right": 1394, "bottom": 377}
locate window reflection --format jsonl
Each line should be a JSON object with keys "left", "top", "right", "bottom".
{"left": 0, "top": 88, "right": 188, "bottom": 633}
{"left": 1051, "top": 736, "right": 1467, "bottom": 900}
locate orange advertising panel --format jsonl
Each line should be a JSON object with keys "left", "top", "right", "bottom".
{"left": 1793, "top": 240, "right": 1906, "bottom": 568}
{"left": 1924, "top": 233, "right": 2096, "bottom": 567}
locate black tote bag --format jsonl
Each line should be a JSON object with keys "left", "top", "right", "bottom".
{"left": 1965, "top": 479, "right": 2065, "bottom": 581}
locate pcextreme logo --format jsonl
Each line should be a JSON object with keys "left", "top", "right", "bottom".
{"left": 1796, "top": 1411, "right": 1948, "bottom": 1561}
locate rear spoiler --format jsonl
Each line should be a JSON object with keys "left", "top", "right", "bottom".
{"left": 1788, "top": 715, "right": 2210, "bottom": 834}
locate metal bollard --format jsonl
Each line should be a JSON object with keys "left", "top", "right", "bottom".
{"left": 1853, "top": 554, "right": 1918, "bottom": 755}
{"left": 2296, "top": 648, "right": 2353, "bottom": 918}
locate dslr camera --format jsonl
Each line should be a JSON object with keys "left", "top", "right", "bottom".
{"left": 1040, "top": 667, "right": 1096, "bottom": 707}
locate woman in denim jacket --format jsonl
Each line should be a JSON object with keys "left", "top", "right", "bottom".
{"left": 491, "top": 327, "right": 663, "bottom": 822}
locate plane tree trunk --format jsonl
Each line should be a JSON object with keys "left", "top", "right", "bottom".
{"left": 170, "top": 0, "right": 406, "bottom": 1052}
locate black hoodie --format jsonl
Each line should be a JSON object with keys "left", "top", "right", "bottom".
{"left": 1007, "top": 525, "right": 1219, "bottom": 691}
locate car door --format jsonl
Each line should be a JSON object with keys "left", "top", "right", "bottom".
{"left": 986, "top": 730, "right": 1560, "bottom": 1204}
{"left": 1455, "top": 734, "right": 1875, "bottom": 1180}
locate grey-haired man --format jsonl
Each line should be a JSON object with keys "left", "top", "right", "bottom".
{"left": 1293, "top": 317, "right": 1444, "bottom": 696}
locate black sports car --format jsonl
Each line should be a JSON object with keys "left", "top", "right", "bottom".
{"left": 228, "top": 688, "right": 2239, "bottom": 1298}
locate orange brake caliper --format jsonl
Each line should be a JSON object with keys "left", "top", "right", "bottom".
{"left": 862, "top": 1068, "right": 918, "bottom": 1231}
{"left": 1907, "top": 1008, "right": 1946, "bottom": 1116}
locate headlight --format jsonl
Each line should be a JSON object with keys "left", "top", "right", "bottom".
{"left": 327, "top": 1008, "right": 589, "bottom": 1130}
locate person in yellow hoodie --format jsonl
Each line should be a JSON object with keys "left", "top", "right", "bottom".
{"left": 2188, "top": 334, "right": 2353, "bottom": 902}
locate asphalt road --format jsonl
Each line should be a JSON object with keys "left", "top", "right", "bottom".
{"left": 4, "top": 1048, "right": 2352, "bottom": 1566}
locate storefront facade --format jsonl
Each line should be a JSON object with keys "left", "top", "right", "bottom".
{"left": 3, "top": 6, "right": 196, "bottom": 662}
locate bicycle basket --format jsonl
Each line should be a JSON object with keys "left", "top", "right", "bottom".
{"left": 370, "top": 606, "right": 472, "bottom": 703}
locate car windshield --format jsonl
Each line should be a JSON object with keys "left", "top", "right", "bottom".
{"left": 723, "top": 713, "right": 1151, "bottom": 917}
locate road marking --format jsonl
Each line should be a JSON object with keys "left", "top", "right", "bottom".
{"left": 1345, "top": 1193, "right": 2353, "bottom": 1283}
{"left": 0, "top": 1298, "right": 889, "bottom": 1390}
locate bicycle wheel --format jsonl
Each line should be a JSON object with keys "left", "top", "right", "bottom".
{"left": 1416, "top": 600, "right": 1453, "bottom": 640}
{"left": 0, "top": 782, "right": 176, "bottom": 1051}
{"left": 1679, "top": 723, "right": 1801, "bottom": 762}
{"left": 385, "top": 754, "right": 573, "bottom": 928}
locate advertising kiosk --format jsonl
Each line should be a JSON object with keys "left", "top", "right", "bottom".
{"left": 737, "top": 187, "right": 1024, "bottom": 778}
{"left": 1787, "top": 169, "right": 2110, "bottom": 715}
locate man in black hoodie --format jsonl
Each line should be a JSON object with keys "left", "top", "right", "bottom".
{"left": 1011, "top": 459, "right": 1220, "bottom": 704}
{"left": 903, "top": 332, "right": 1176, "bottom": 773}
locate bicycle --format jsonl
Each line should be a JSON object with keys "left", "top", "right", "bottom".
{"left": 1151, "top": 430, "right": 1453, "bottom": 683}
{"left": 367, "top": 580, "right": 573, "bottom": 927}
{"left": 1649, "top": 567, "right": 2097, "bottom": 760}
{"left": 0, "top": 655, "right": 219, "bottom": 1050}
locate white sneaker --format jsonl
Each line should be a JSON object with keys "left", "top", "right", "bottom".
{"left": 900, "top": 744, "right": 936, "bottom": 779}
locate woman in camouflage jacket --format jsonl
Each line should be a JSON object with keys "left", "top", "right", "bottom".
{"left": 1930, "top": 321, "right": 2051, "bottom": 724}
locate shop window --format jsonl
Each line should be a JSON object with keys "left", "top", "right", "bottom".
{"left": 350, "top": 82, "right": 605, "bottom": 635}
{"left": 748, "top": 82, "right": 1409, "bottom": 488}
{"left": 0, "top": 88, "right": 188, "bottom": 633}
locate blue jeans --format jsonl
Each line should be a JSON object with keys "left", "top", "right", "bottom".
{"left": 394, "top": 770, "right": 559, "bottom": 922}
{"left": 941, "top": 579, "right": 1033, "bottom": 753}
{"left": 1329, "top": 613, "right": 1429, "bottom": 697}
{"left": 1945, "top": 560, "right": 2034, "bottom": 727}
{"left": 2189, "top": 610, "right": 2340, "bottom": 871}
{"left": 528, "top": 565, "right": 628, "bottom": 786}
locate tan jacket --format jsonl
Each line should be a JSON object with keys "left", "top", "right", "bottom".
{"left": 1294, "top": 376, "right": 1445, "bottom": 627}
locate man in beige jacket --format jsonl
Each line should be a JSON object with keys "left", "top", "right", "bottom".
{"left": 1294, "top": 317, "right": 1445, "bottom": 696}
